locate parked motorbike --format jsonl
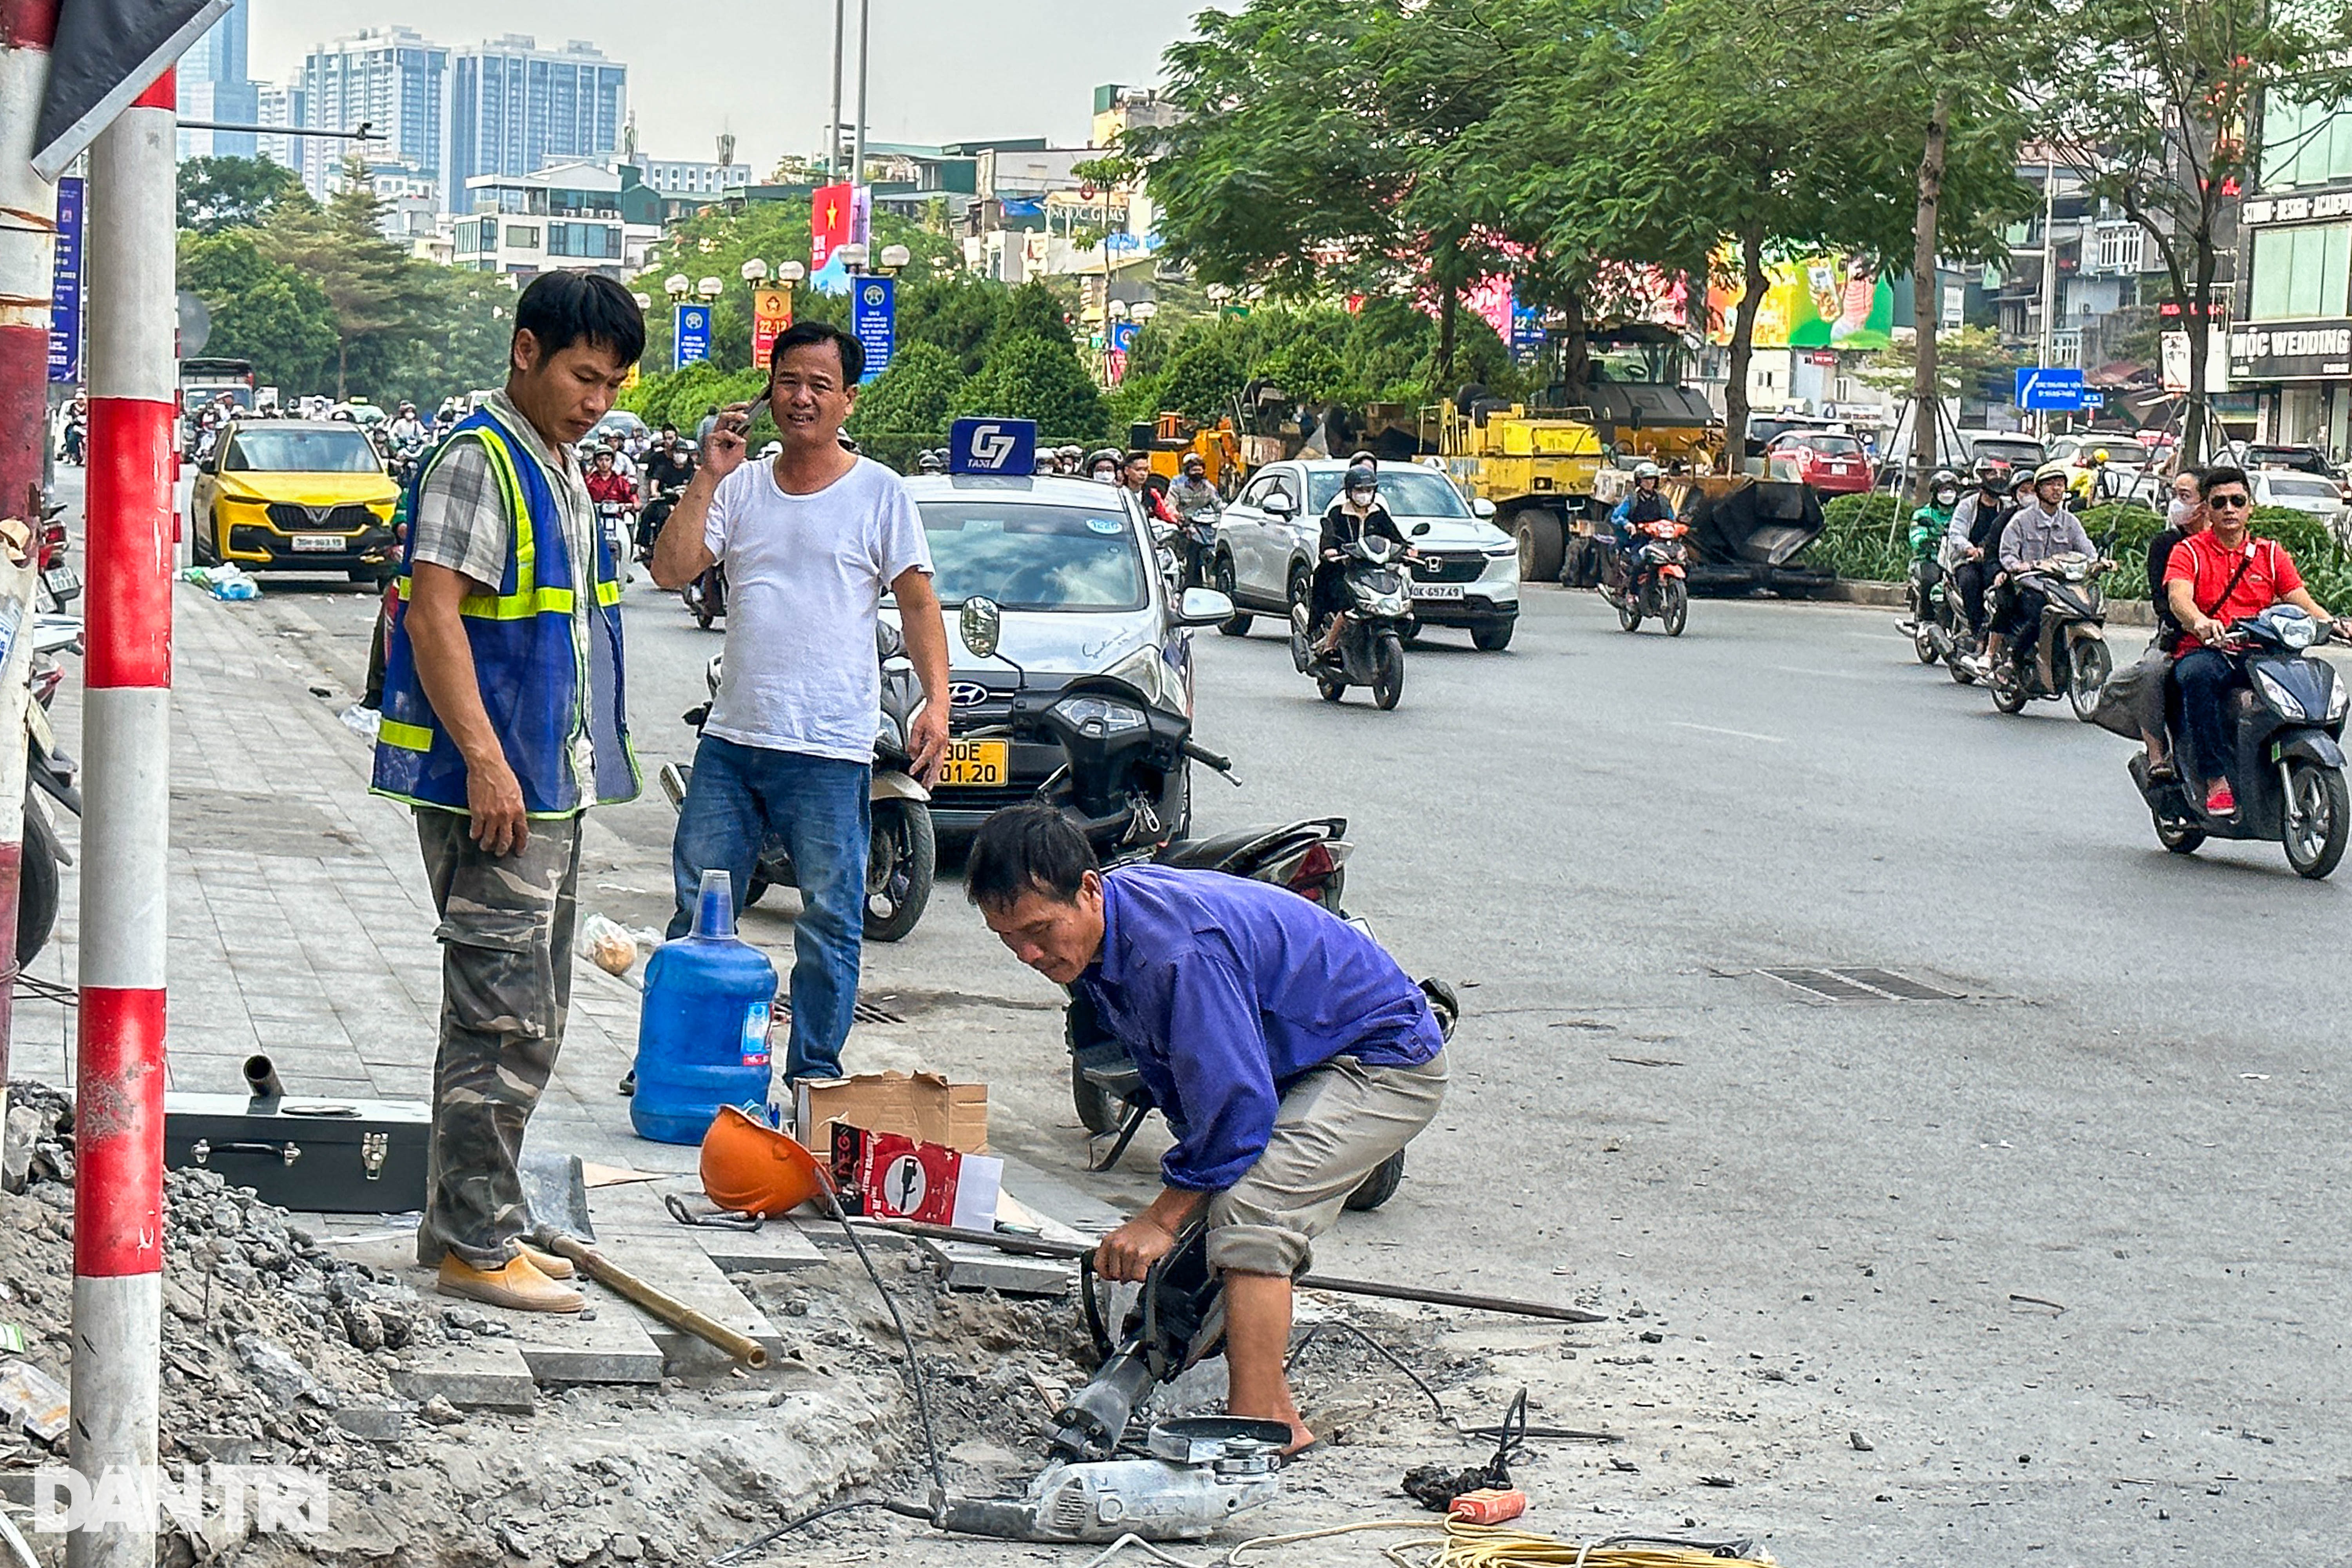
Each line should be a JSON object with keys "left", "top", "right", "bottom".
{"left": 20, "top": 617, "right": 85, "bottom": 966}
{"left": 1604, "top": 516, "right": 1692, "bottom": 635}
{"left": 657, "top": 624, "right": 935, "bottom": 942}
{"left": 2130, "top": 608, "right": 2350, "bottom": 879}
{"left": 682, "top": 559, "right": 726, "bottom": 630}
{"left": 1986, "top": 552, "right": 2113, "bottom": 720}
{"left": 1290, "top": 535, "right": 1410, "bottom": 709}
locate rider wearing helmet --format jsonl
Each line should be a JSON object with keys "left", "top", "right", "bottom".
{"left": 1607, "top": 461, "right": 1672, "bottom": 584}
{"left": 1165, "top": 449, "right": 1221, "bottom": 521}
{"left": 1308, "top": 462, "right": 1411, "bottom": 657}
{"left": 386, "top": 401, "right": 426, "bottom": 448}
{"left": 1906, "top": 468, "right": 1962, "bottom": 628}
{"left": 1085, "top": 447, "right": 1123, "bottom": 483}
{"left": 1942, "top": 462, "right": 2011, "bottom": 645}
{"left": 2072, "top": 446, "right": 2113, "bottom": 504}
{"left": 1058, "top": 444, "right": 1084, "bottom": 474}
{"left": 1970, "top": 460, "right": 2096, "bottom": 677}
{"left": 915, "top": 449, "right": 946, "bottom": 474}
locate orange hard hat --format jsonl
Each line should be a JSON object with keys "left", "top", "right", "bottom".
{"left": 701, "top": 1105, "right": 831, "bottom": 1218}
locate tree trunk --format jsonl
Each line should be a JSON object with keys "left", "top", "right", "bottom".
{"left": 2185, "top": 232, "right": 2216, "bottom": 467}
{"left": 1910, "top": 91, "right": 1950, "bottom": 504}
{"left": 1556, "top": 289, "right": 1590, "bottom": 405}
{"left": 1724, "top": 226, "right": 1768, "bottom": 475}
{"left": 1435, "top": 240, "right": 1460, "bottom": 397}
{"left": 337, "top": 337, "right": 350, "bottom": 403}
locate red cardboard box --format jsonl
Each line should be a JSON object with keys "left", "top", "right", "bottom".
{"left": 830, "top": 1123, "right": 1002, "bottom": 1230}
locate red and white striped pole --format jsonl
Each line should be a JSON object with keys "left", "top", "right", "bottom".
{"left": 0, "top": 0, "right": 62, "bottom": 1082}
{"left": 69, "top": 68, "right": 173, "bottom": 1568}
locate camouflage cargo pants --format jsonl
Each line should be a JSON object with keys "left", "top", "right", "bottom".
{"left": 412, "top": 807, "right": 583, "bottom": 1270}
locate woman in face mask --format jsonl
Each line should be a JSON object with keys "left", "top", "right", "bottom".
{"left": 2088, "top": 466, "right": 2207, "bottom": 771}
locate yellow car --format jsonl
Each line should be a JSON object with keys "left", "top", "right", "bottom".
{"left": 191, "top": 419, "right": 401, "bottom": 582}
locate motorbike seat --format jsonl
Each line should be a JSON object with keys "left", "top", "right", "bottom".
{"left": 1155, "top": 828, "right": 1269, "bottom": 869}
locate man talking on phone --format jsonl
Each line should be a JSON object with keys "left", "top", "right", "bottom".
{"left": 652, "top": 321, "right": 952, "bottom": 1085}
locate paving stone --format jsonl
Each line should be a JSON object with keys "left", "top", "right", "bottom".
{"left": 510, "top": 1301, "right": 666, "bottom": 1385}
{"left": 389, "top": 1341, "right": 536, "bottom": 1413}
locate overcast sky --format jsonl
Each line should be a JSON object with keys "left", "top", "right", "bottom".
{"left": 249, "top": 0, "right": 1205, "bottom": 167}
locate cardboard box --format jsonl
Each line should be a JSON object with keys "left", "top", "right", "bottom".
{"left": 829, "top": 1124, "right": 1001, "bottom": 1231}
{"left": 797, "top": 1071, "right": 987, "bottom": 1156}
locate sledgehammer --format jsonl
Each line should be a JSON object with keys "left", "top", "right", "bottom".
{"left": 534, "top": 1229, "right": 771, "bottom": 1368}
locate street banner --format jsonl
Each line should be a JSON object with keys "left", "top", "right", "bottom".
{"left": 949, "top": 417, "right": 1036, "bottom": 475}
{"left": 2014, "top": 367, "right": 2086, "bottom": 411}
{"left": 1705, "top": 252, "right": 1895, "bottom": 350}
{"left": 33, "top": 0, "right": 230, "bottom": 178}
{"left": 673, "top": 303, "right": 713, "bottom": 372}
{"left": 852, "top": 276, "right": 895, "bottom": 383}
{"left": 48, "top": 177, "right": 83, "bottom": 385}
{"left": 751, "top": 285, "right": 793, "bottom": 372}
{"left": 811, "top": 182, "right": 854, "bottom": 271}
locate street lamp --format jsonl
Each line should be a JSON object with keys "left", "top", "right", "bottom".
{"left": 773, "top": 261, "right": 806, "bottom": 285}
{"left": 664, "top": 273, "right": 691, "bottom": 301}
{"left": 696, "top": 276, "right": 724, "bottom": 301}
{"left": 1108, "top": 299, "right": 1130, "bottom": 321}
{"left": 879, "top": 243, "right": 911, "bottom": 271}
{"left": 1131, "top": 300, "right": 1158, "bottom": 324}
{"left": 835, "top": 242, "right": 869, "bottom": 273}
{"left": 740, "top": 258, "right": 770, "bottom": 285}
{"left": 631, "top": 292, "right": 652, "bottom": 310}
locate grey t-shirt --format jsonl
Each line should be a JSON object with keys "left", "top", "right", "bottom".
{"left": 702, "top": 454, "right": 932, "bottom": 763}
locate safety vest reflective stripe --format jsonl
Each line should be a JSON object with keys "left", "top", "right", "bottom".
{"left": 379, "top": 718, "right": 435, "bottom": 752}
{"left": 394, "top": 425, "right": 576, "bottom": 621}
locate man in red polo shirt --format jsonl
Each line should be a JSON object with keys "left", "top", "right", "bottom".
{"left": 2162, "top": 465, "right": 2352, "bottom": 816}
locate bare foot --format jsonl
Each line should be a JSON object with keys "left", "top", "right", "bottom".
{"left": 1278, "top": 1420, "right": 1318, "bottom": 1458}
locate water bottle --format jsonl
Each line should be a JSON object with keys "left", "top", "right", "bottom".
{"left": 629, "top": 870, "right": 780, "bottom": 1144}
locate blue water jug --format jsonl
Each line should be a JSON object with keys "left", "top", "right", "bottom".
{"left": 630, "top": 870, "right": 780, "bottom": 1144}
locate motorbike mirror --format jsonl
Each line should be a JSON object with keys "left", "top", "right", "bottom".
{"left": 1470, "top": 497, "right": 1497, "bottom": 519}
{"left": 875, "top": 619, "right": 907, "bottom": 662}
{"left": 960, "top": 597, "right": 1003, "bottom": 661}
{"left": 1176, "top": 586, "right": 1236, "bottom": 627}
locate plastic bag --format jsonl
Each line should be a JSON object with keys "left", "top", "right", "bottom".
{"left": 578, "top": 913, "right": 659, "bottom": 977}
{"left": 0, "top": 1358, "right": 69, "bottom": 1442}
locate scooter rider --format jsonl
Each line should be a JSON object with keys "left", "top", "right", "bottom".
{"left": 1943, "top": 463, "right": 2010, "bottom": 644}
{"left": 386, "top": 401, "right": 427, "bottom": 449}
{"left": 1165, "top": 450, "right": 1222, "bottom": 518}
{"left": 1609, "top": 462, "right": 1671, "bottom": 582}
{"left": 967, "top": 804, "right": 1447, "bottom": 1458}
{"left": 1907, "top": 468, "right": 1960, "bottom": 621}
{"left": 1310, "top": 462, "right": 1412, "bottom": 657}
{"left": 2162, "top": 465, "right": 2352, "bottom": 818}
{"left": 1085, "top": 447, "right": 1124, "bottom": 483}
{"left": 1970, "top": 461, "right": 2094, "bottom": 677}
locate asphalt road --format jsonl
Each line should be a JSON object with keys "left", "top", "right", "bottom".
{"left": 185, "top": 512, "right": 2349, "bottom": 1562}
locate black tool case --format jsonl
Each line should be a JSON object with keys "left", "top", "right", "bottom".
{"left": 164, "top": 1064, "right": 430, "bottom": 1213}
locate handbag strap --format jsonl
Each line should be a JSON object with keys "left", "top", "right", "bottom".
{"left": 2198, "top": 543, "right": 2259, "bottom": 622}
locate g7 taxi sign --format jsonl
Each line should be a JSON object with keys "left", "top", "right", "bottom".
{"left": 949, "top": 417, "right": 1037, "bottom": 475}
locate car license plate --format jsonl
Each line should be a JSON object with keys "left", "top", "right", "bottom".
{"left": 41, "top": 566, "right": 79, "bottom": 598}
{"left": 290, "top": 533, "right": 343, "bottom": 552}
{"left": 938, "top": 739, "right": 1008, "bottom": 788}
{"left": 1411, "top": 583, "right": 1466, "bottom": 600}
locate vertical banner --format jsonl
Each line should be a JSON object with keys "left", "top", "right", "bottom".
{"left": 48, "top": 175, "right": 83, "bottom": 384}
{"left": 851, "top": 183, "right": 872, "bottom": 249}
{"left": 852, "top": 276, "right": 894, "bottom": 383}
{"left": 811, "top": 181, "right": 853, "bottom": 271}
{"left": 750, "top": 285, "right": 793, "bottom": 372}
{"left": 673, "top": 303, "right": 713, "bottom": 372}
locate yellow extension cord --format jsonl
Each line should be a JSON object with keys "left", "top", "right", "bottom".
{"left": 1225, "top": 1517, "right": 1779, "bottom": 1568}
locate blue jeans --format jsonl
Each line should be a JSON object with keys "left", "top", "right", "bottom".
{"left": 2173, "top": 648, "right": 2241, "bottom": 790}
{"left": 667, "top": 736, "right": 870, "bottom": 1081}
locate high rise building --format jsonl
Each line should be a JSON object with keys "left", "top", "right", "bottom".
{"left": 446, "top": 37, "right": 628, "bottom": 212}
{"left": 180, "top": 0, "right": 259, "bottom": 160}
{"left": 253, "top": 81, "right": 307, "bottom": 175}
{"left": 298, "top": 27, "right": 449, "bottom": 199}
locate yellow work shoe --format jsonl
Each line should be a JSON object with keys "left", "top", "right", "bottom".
{"left": 506, "top": 1239, "right": 577, "bottom": 1280}
{"left": 437, "top": 1254, "right": 584, "bottom": 1313}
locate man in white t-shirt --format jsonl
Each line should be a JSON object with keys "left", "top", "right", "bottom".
{"left": 652, "top": 321, "right": 952, "bottom": 1081}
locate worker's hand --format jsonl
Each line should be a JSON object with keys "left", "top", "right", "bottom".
{"left": 2194, "top": 616, "right": 2229, "bottom": 648}
{"left": 1965, "top": 546, "right": 1982, "bottom": 561}
{"left": 466, "top": 754, "right": 529, "bottom": 857}
{"left": 907, "top": 701, "right": 949, "bottom": 790}
{"left": 1094, "top": 1216, "right": 1178, "bottom": 1283}
{"left": 703, "top": 403, "right": 754, "bottom": 477}
{"left": 2333, "top": 617, "right": 2352, "bottom": 646}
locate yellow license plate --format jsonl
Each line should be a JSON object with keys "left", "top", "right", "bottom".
{"left": 938, "top": 739, "right": 1008, "bottom": 788}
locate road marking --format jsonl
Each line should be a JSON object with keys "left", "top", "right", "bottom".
{"left": 1774, "top": 664, "right": 1880, "bottom": 681}
{"left": 1669, "top": 721, "right": 1787, "bottom": 744}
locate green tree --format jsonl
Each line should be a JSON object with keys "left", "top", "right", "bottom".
{"left": 176, "top": 229, "right": 336, "bottom": 392}
{"left": 177, "top": 155, "right": 307, "bottom": 234}
{"left": 851, "top": 341, "right": 962, "bottom": 438}
{"left": 953, "top": 334, "right": 1108, "bottom": 439}
{"left": 1155, "top": 331, "right": 1248, "bottom": 422}
{"left": 253, "top": 167, "right": 441, "bottom": 398}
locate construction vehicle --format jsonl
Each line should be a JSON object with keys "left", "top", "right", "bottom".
{"left": 1582, "top": 467, "right": 1833, "bottom": 598}
{"left": 1129, "top": 412, "right": 1244, "bottom": 491}
{"left": 1415, "top": 395, "right": 1606, "bottom": 583}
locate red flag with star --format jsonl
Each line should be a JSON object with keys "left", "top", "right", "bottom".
{"left": 811, "top": 182, "right": 853, "bottom": 270}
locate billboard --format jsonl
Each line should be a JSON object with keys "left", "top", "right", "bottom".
{"left": 750, "top": 285, "right": 793, "bottom": 372}
{"left": 1708, "top": 254, "right": 1895, "bottom": 350}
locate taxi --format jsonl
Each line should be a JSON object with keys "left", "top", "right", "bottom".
{"left": 190, "top": 419, "right": 401, "bottom": 582}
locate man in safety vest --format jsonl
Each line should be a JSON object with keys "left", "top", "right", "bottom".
{"left": 370, "top": 271, "right": 646, "bottom": 1312}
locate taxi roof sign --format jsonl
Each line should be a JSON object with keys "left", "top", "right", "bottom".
{"left": 949, "top": 417, "right": 1037, "bottom": 475}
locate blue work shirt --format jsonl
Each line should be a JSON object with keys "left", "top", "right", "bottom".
{"left": 1072, "top": 864, "right": 1442, "bottom": 1193}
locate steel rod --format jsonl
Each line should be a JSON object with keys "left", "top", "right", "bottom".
{"left": 848, "top": 1220, "right": 1610, "bottom": 1324}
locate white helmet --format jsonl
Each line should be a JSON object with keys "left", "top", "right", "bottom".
{"left": 1634, "top": 461, "right": 1662, "bottom": 481}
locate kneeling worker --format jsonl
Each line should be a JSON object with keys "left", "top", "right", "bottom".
{"left": 967, "top": 804, "right": 1447, "bottom": 1452}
